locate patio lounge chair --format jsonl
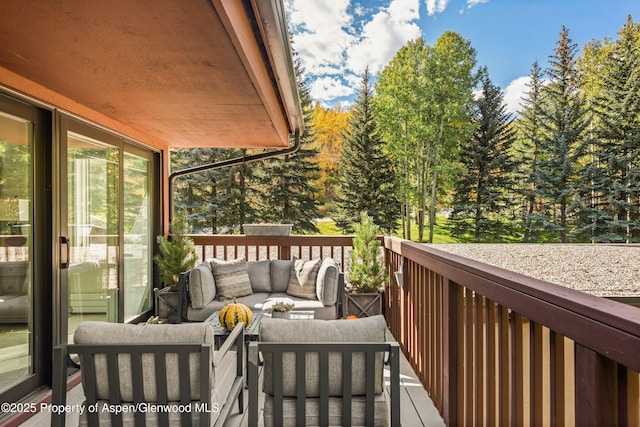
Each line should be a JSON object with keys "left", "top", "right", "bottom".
{"left": 51, "top": 321, "right": 244, "bottom": 427}
{"left": 248, "top": 315, "right": 400, "bottom": 427}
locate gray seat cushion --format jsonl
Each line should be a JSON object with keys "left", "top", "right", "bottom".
{"left": 263, "top": 393, "right": 388, "bottom": 427}
{"left": 187, "top": 292, "right": 269, "bottom": 321}
{"left": 73, "top": 321, "right": 217, "bottom": 401}
{"left": 259, "top": 315, "right": 387, "bottom": 396}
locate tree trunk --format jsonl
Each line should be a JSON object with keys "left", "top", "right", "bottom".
{"left": 428, "top": 117, "right": 446, "bottom": 244}
{"left": 418, "top": 159, "right": 428, "bottom": 243}
{"left": 428, "top": 169, "right": 438, "bottom": 243}
{"left": 560, "top": 196, "right": 567, "bottom": 243}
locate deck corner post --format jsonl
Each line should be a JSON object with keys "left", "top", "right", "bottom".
{"left": 575, "top": 343, "right": 618, "bottom": 426}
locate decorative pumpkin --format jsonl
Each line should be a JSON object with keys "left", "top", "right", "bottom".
{"left": 219, "top": 299, "right": 253, "bottom": 331}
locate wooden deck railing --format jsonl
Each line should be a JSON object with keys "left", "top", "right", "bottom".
{"left": 189, "top": 234, "right": 355, "bottom": 270}
{"left": 382, "top": 236, "right": 640, "bottom": 426}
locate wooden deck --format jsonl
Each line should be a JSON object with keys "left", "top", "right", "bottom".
{"left": 226, "top": 329, "right": 445, "bottom": 427}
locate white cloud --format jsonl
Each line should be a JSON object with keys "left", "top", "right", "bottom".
{"left": 425, "top": 0, "right": 451, "bottom": 15}
{"left": 287, "top": 0, "right": 422, "bottom": 104}
{"left": 347, "top": 0, "right": 422, "bottom": 74}
{"left": 285, "top": 0, "right": 355, "bottom": 75}
{"left": 503, "top": 76, "right": 530, "bottom": 116}
{"left": 466, "top": 0, "right": 489, "bottom": 8}
{"left": 309, "top": 77, "right": 357, "bottom": 102}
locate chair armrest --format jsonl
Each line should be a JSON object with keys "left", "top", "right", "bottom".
{"left": 213, "top": 322, "right": 244, "bottom": 366}
{"left": 248, "top": 342, "right": 260, "bottom": 427}
{"left": 176, "top": 271, "right": 191, "bottom": 323}
{"left": 387, "top": 342, "right": 401, "bottom": 427}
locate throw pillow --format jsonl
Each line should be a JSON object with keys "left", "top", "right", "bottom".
{"left": 247, "top": 260, "right": 272, "bottom": 292}
{"left": 270, "top": 259, "right": 293, "bottom": 292}
{"left": 210, "top": 258, "right": 253, "bottom": 300}
{"left": 286, "top": 258, "right": 321, "bottom": 300}
{"left": 188, "top": 261, "right": 216, "bottom": 309}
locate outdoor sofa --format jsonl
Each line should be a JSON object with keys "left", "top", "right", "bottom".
{"left": 178, "top": 257, "right": 344, "bottom": 322}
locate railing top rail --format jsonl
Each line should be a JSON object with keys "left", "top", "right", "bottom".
{"left": 189, "top": 234, "right": 355, "bottom": 245}
{"left": 384, "top": 236, "right": 640, "bottom": 371}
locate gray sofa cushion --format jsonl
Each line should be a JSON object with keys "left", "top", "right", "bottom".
{"left": 247, "top": 260, "right": 272, "bottom": 292}
{"left": 286, "top": 258, "right": 321, "bottom": 300}
{"left": 270, "top": 259, "right": 293, "bottom": 292}
{"left": 73, "top": 321, "right": 217, "bottom": 401}
{"left": 259, "top": 315, "right": 386, "bottom": 397}
{"left": 210, "top": 258, "right": 253, "bottom": 299}
{"left": 188, "top": 261, "right": 216, "bottom": 309}
{"left": 316, "top": 257, "right": 340, "bottom": 306}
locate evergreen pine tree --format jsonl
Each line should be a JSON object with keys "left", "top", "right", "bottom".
{"left": 171, "top": 148, "right": 258, "bottom": 233}
{"left": 154, "top": 210, "right": 197, "bottom": 289}
{"left": 516, "top": 61, "right": 546, "bottom": 242}
{"left": 589, "top": 16, "right": 640, "bottom": 242}
{"left": 349, "top": 212, "right": 386, "bottom": 292}
{"left": 449, "top": 70, "right": 517, "bottom": 242}
{"left": 335, "top": 68, "right": 400, "bottom": 233}
{"left": 253, "top": 58, "right": 321, "bottom": 234}
{"left": 536, "top": 26, "right": 590, "bottom": 242}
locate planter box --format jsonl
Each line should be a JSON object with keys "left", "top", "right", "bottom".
{"left": 345, "top": 292, "right": 383, "bottom": 318}
{"left": 242, "top": 223, "right": 292, "bottom": 236}
{"left": 271, "top": 311, "right": 291, "bottom": 319}
{"left": 153, "top": 287, "right": 181, "bottom": 323}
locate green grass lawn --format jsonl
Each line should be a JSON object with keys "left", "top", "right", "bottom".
{"left": 315, "top": 220, "right": 343, "bottom": 235}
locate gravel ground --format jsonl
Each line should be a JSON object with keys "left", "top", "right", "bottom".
{"left": 425, "top": 244, "right": 640, "bottom": 297}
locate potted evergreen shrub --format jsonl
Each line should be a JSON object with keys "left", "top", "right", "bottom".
{"left": 153, "top": 211, "right": 197, "bottom": 322}
{"left": 345, "top": 212, "right": 386, "bottom": 317}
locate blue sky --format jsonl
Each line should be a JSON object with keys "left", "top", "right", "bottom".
{"left": 284, "top": 0, "right": 640, "bottom": 114}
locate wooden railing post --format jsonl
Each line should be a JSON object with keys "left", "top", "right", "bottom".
{"left": 279, "top": 243, "right": 291, "bottom": 261}
{"left": 442, "top": 278, "right": 459, "bottom": 426}
{"left": 575, "top": 344, "right": 617, "bottom": 426}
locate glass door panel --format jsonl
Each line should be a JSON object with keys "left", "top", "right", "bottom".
{"left": 0, "top": 111, "right": 33, "bottom": 392}
{"left": 123, "top": 152, "right": 152, "bottom": 321}
{"left": 66, "top": 132, "right": 119, "bottom": 342}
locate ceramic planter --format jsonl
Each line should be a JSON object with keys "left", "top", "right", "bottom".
{"left": 242, "top": 223, "right": 292, "bottom": 236}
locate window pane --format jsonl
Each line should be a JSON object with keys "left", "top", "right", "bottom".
{"left": 0, "top": 112, "right": 33, "bottom": 392}
{"left": 123, "top": 152, "right": 152, "bottom": 321}
{"left": 67, "top": 132, "right": 119, "bottom": 342}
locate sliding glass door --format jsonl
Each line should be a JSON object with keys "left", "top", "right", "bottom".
{"left": 65, "top": 130, "right": 119, "bottom": 341}
{"left": 0, "top": 108, "right": 34, "bottom": 392}
{"left": 62, "top": 118, "right": 155, "bottom": 342}
{"left": 0, "top": 96, "right": 156, "bottom": 404}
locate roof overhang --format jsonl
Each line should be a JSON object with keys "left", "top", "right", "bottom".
{"left": 0, "top": 0, "right": 303, "bottom": 148}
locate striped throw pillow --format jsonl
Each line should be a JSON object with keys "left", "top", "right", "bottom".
{"left": 210, "top": 258, "right": 253, "bottom": 299}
